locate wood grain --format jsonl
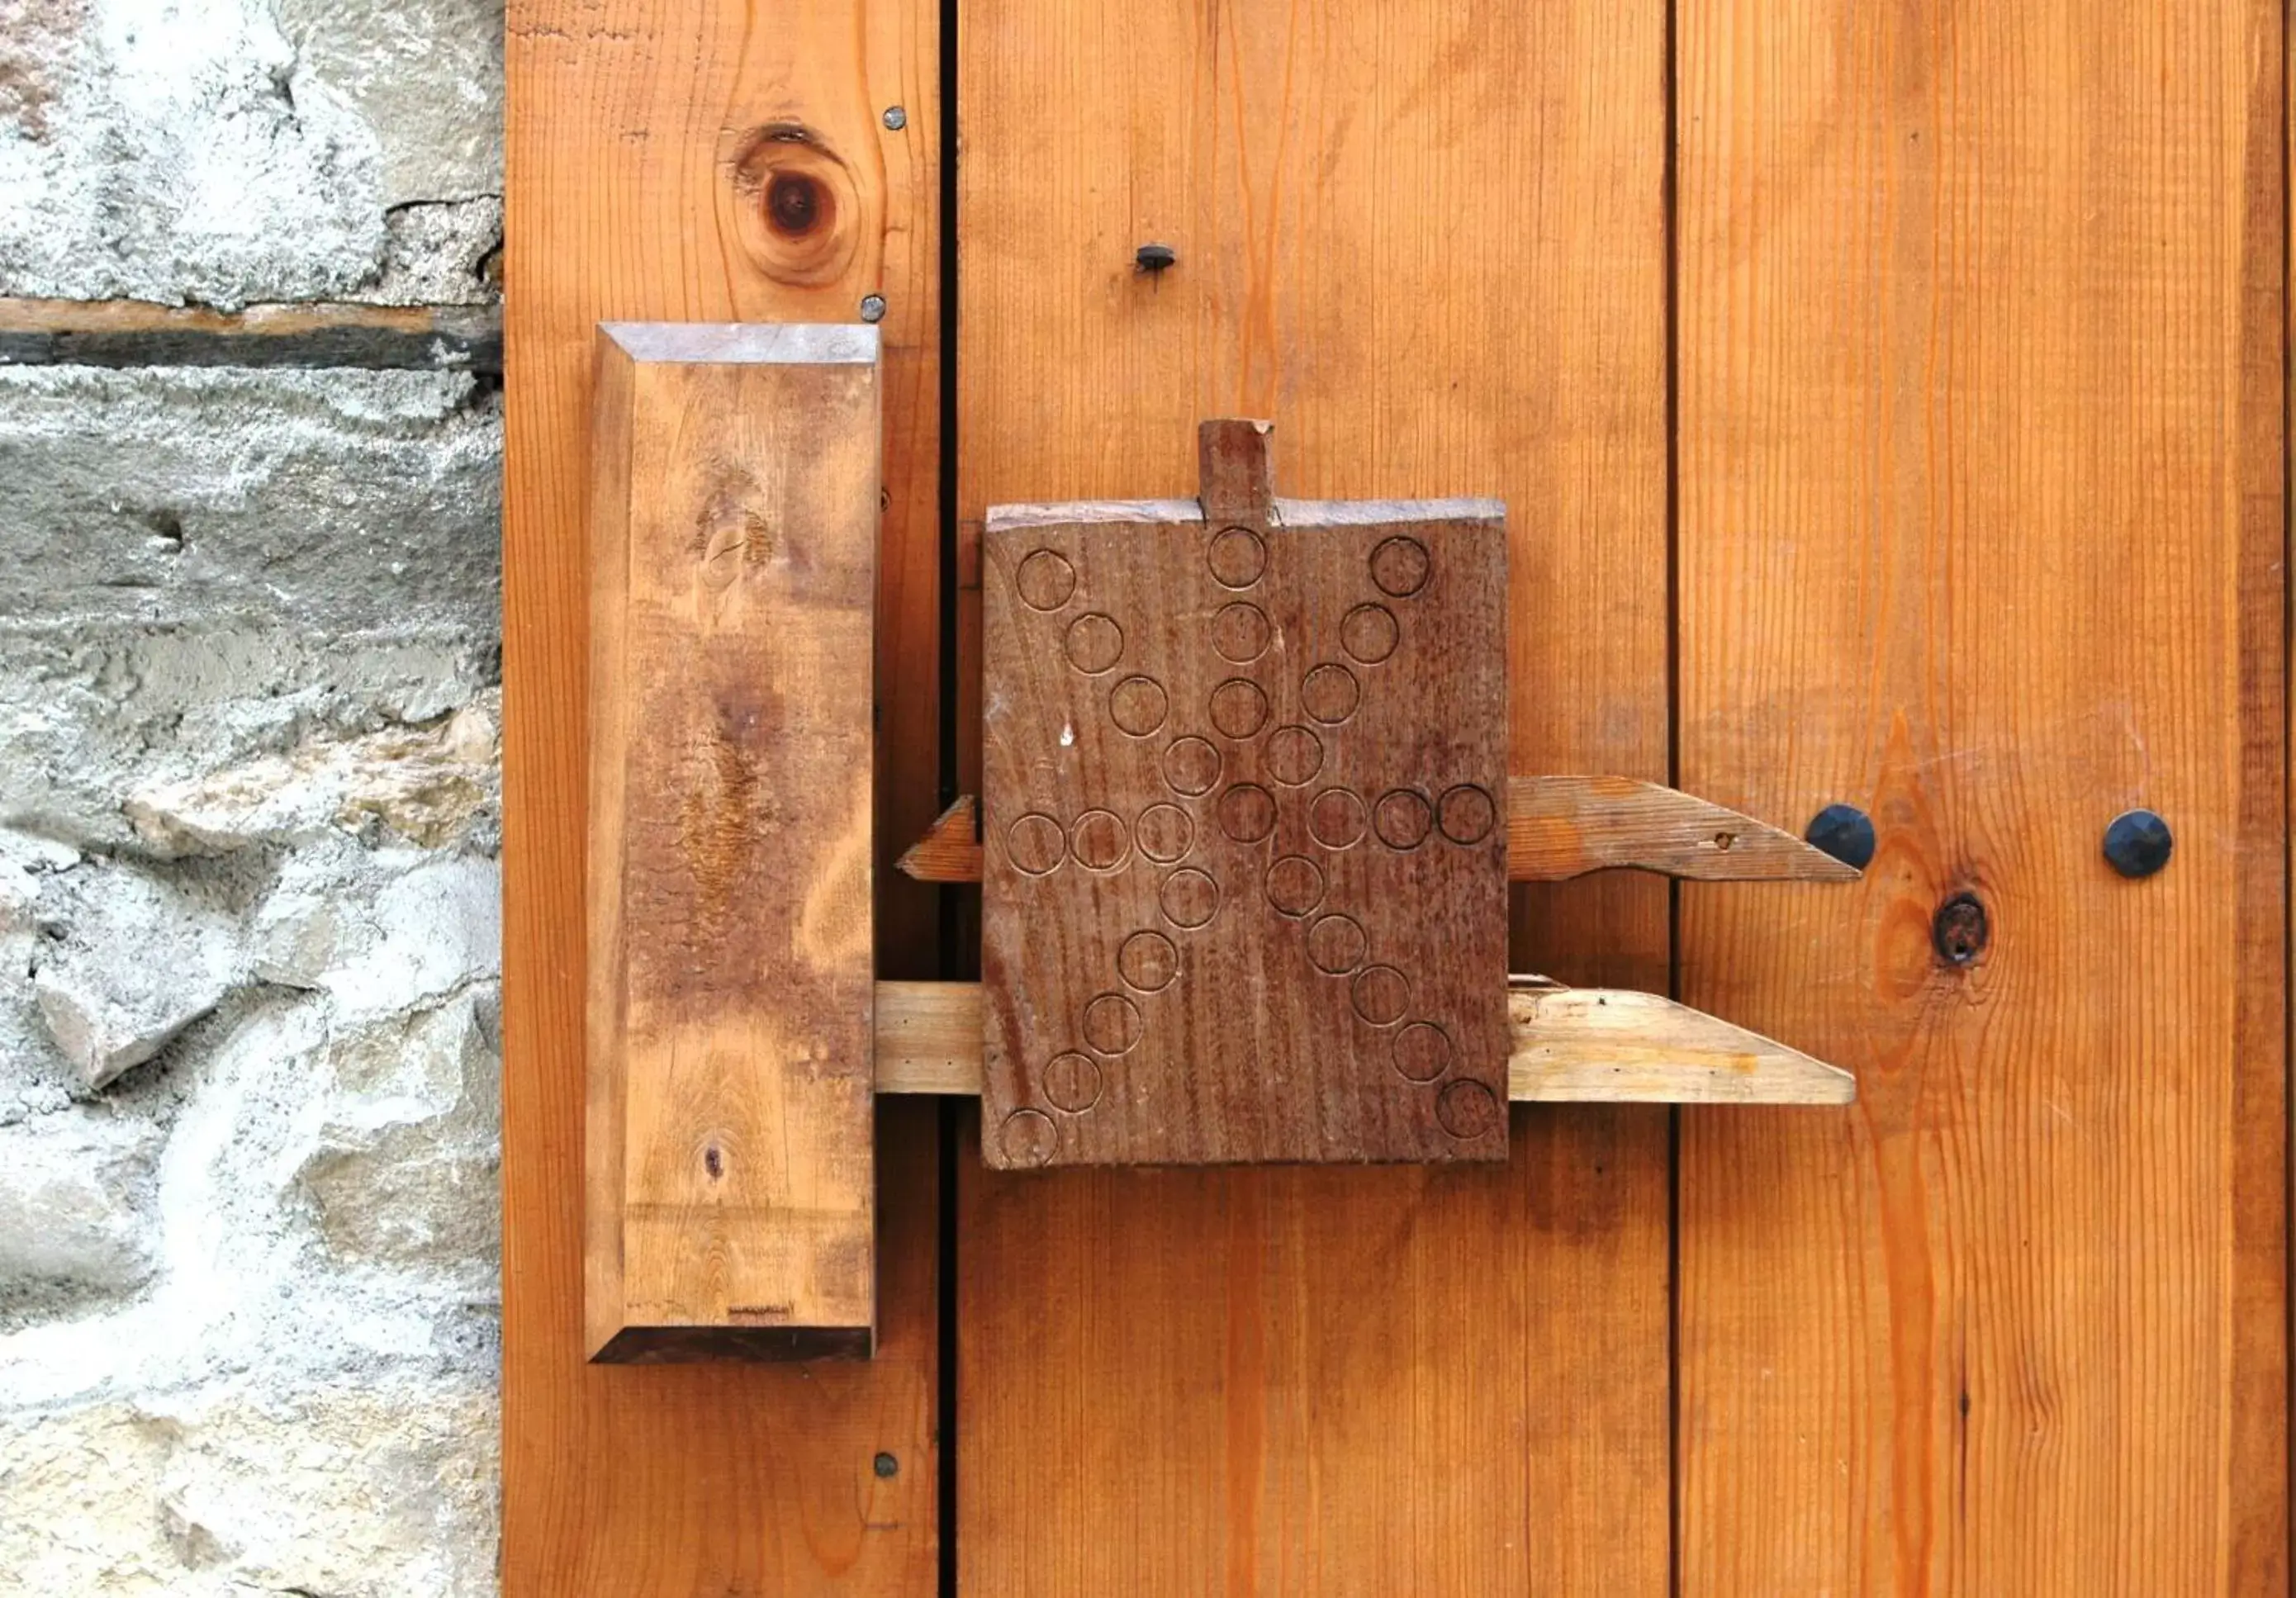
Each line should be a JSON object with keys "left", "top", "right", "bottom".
{"left": 502, "top": 0, "right": 941, "bottom": 1586}
{"left": 957, "top": 0, "right": 1673, "bottom": 1586}
{"left": 905, "top": 778, "right": 1859, "bottom": 884}
{"left": 1673, "top": 1, "right": 2287, "bottom": 1589}
{"left": 585, "top": 324, "right": 880, "bottom": 1361}
{"left": 875, "top": 979, "right": 1853, "bottom": 1106}
{"left": 980, "top": 425, "right": 1511, "bottom": 1165}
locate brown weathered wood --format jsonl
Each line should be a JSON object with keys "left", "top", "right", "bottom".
{"left": 907, "top": 778, "right": 1858, "bottom": 884}
{"left": 0, "top": 296, "right": 502, "bottom": 372}
{"left": 980, "top": 426, "right": 1511, "bottom": 1165}
{"left": 875, "top": 979, "right": 1853, "bottom": 1106}
{"left": 586, "top": 322, "right": 880, "bottom": 1362}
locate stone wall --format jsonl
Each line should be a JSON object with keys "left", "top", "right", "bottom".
{"left": 1, "top": 2, "right": 505, "bottom": 1591}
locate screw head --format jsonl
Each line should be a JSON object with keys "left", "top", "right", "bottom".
{"left": 1805, "top": 803, "right": 1876, "bottom": 870}
{"left": 2103, "top": 808, "right": 2172, "bottom": 878}
{"left": 872, "top": 1451, "right": 899, "bottom": 1478}
{"left": 882, "top": 105, "right": 907, "bottom": 130}
{"left": 1135, "top": 243, "right": 1177, "bottom": 273}
{"left": 859, "top": 294, "right": 887, "bottom": 323}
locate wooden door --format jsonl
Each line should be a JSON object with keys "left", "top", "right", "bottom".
{"left": 500, "top": 0, "right": 2289, "bottom": 1590}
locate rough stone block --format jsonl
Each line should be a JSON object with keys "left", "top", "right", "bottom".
{"left": 0, "top": 1109, "right": 160, "bottom": 1298}
{"left": 31, "top": 861, "right": 241, "bottom": 1089}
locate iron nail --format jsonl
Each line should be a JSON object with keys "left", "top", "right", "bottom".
{"left": 1805, "top": 803, "right": 1876, "bottom": 871}
{"left": 2102, "top": 809, "right": 2172, "bottom": 878}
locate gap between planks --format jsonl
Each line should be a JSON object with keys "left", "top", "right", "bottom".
{"left": 873, "top": 979, "right": 1855, "bottom": 1106}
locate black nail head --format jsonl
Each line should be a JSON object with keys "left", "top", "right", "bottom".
{"left": 1805, "top": 803, "right": 1876, "bottom": 870}
{"left": 1135, "top": 243, "right": 1177, "bottom": 273}
{"left": 2102, "top": 809, "right": 2172, "bottom": 879}
{"left": 1933, "top": 893, "right": 1989, "bottom": 967}
{"left": 873, "top": 1452, "right": 899, "bottom": 1478}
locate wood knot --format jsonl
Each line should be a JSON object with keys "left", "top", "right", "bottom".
{"left": 726, "top": 121, "right": 861, "bottom": 287}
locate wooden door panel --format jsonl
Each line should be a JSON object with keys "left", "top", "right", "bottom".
{"left": 1673, "top": 2, "right": 2286, "bottom": 1591}
{"left": 956, "top": 0, "right": 1673, "bottom": 1589}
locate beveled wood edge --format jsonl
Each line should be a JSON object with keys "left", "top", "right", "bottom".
{"left": 872, "top": 979, "right": 1856, "bottom": 1106}
{"left": 898, "top": 780, "right": 1862, "bottom": 884}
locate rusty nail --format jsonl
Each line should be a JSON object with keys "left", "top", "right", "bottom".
{"left": 1933, "top": 893, "right": 1989, "bottom": 967}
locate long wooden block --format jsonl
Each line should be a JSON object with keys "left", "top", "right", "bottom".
{"left": 586, "top": 322, "right": 880, "bottom": 1362}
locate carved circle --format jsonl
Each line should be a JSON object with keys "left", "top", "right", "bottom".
{"left": 1064, "top": 612, "right": 1125, "bottom": 674}
{"left": 1083, "top": 992, "right": 1144, "bottom": 1055}
{"left": 1437, "top": 783, "right": 1498, "bottom": 846}
{"left": 1212, "top": 601, "right": 1273, "bottom": 663}
{"left": 1118, "top": 929, "right": 1179, "bottom": 993}
{"left": 1207, "top": 527, "right": 1268, "bottom": 589}
{"left": 1014, "top": 548, "right": 1077, "bottom": 611}
{"left": 1392, "top": 1021, "right": 1453, "bottom": 1083}
{"left": 999, "top": 1107, "right": 1059, "bottom": 1167}
{"left": 1341, "top": 603, "right": 1400, "bottom": 665}
{"left": 728, "top": 123, "right": 862, "bottom": 288}
{"left": 1042, "top": 1051, "right": 1103, "bottom": 1113}
{"left": 1217, "top": 783, "right": 1277, "bottom": 843}
{"left": 1209, "top": 678, "right": 1270, "bottom": 740}
{"left": 1350, "top": 964, "right": 1411, "bottom": 1027}
{"left": 1160, "top": 867, "right": 1222, "bottom": 929}
{"left": 1136, "top": 802, "right": 1193, "bottom": 863}
{"left": 1264, "top": 854, "right": 1326, "bottom": 918}
{"left": 1264, "top": 724, "right": 1325, "bottom": 787}
{"left": 1109, "top": 675, "right": 1169, "bottom": 737}
{"left": 1436, "top": 1079, "right": 1501, "bottom": 1140}
{"left": 1301, "top": 662, "right": 1360, "bottom": 723}
{"left": 1373, "top": 789, "right": 1434, "bottom": 850}
{"left": 1308, "top": 787, "right": 1368, "bottom": 850}
{"left": 1162, "top": 736, "right": 1222, "bottom": 796}
{"left": 1007, "top": 813, "right": 1066, "bottom": 875}
{"left": 1070, "top": 808, "right": 1131, "bottom": 871}
{"left": 1369, "top": 535, "right": 1431, "bottom": 598}
{"left": 1307, "top": 912, "right": 1368, "bottom": 974}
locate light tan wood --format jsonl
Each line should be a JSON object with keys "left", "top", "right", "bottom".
{"left": 585, "top": 324, "right": 880, "bottom": 1363}
{"left": 980, "top": 424, "right": 1512, "bottom": 1165}
{"left": 874, "top": 979, "right": 1852, "bottom": 1106}
{"left": 907, "top": 776, "right": 1858, "bottom": 884}
{"left": 1674, "top": 0, "right": 2287, "bottom": 1589}
{"left": 958, "top": 0, "right": 1674, "bottom": 1584}
{"left": 503, "top": 0, "right": 942, "bottom": 1585}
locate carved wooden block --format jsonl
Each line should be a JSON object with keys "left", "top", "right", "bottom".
{"left": 586, "top": 323, "right": 880, "bottom": 1359}
{"left": 981, "top": 420, "right": 1510, "bottom": 1165}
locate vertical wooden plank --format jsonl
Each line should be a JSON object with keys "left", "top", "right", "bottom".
{"left": 586, "top": 326, "right": 881, "bottom": 1361}
{"left": 502, "top": 0, "right": 942, "bottom": 1588}
{"left": 957, "top": 2, "right": 1672, "bottom": 1589}
{"left": 1675, "top": 2, "right": 2286, "bottom": 1591}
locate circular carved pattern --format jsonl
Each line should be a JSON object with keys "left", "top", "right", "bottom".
{"left": 1350, "top": 964, "right": 1411, "bottom": 1027}
{"left": 999, "top": 1108, "right": 1058, "bottom": 1167}
{"left": 1369, "top": 535, "right": 1431, "bottom": 598}
{"left": 1160, "top": 866, "right": 1222, "bottom": 929}
{"left": 1436, "top": 1079, "right": 1501, "bottom": 1140}
{"left": 1437, "top": 783, "right": 1498, "bottom": 846}
{"left": 1209, "top": 678, "right": 1270, "bottom": 740}
{"left": 1135, "top": 802, "right": 1193, "bottom": 863}
{"left": 1373, "top": 789, "right": 1435, "bottom": 850}
{"left": 1340, "top": 603, "right": 1400, "bottom": 665}
{"left": 1307, "top": 912, "right": 1368, "bottom": 974}
{"left": 1118, "top": 929, "right": 1179, "bottom": 992}
{"left": 1064, "top": 612, "right": 1125, "bottom": 674}
{"left": 1014, "top": 548, "right": 1077, "bottom": 611}
{"left": 1163, "top": 736, "right": 1222, "bottom": 797}
{"left": 1042, "top": 1050, "right": 1102, "bottom": 1112}
{"left": 1109, "top": 675, "right": 1169, "bottom": 737}
{"left": 1007, "top": 812, "right": 1066, "bottom": 875}
{"left": 1392, "top": 1021, "right": 1454, "bottom": 1083}
{"left": 1217, "top": 783, "right": 1277, "bottom": 843}
{"left": 1212, "top": 601, "right": 1273, "bottom": 663}
{"left": 1207, "top": 527, "right": 1268, "bottom": 589}
{"left": 1301, "top": 662, "right": 1360, "bottom": 723}
{"left": 1264, "top": 854, "right": 1326, "bottom": 918}
{"left": 1070, "top": 808, "right": 1131, "bottom": 871}
{"left": 1308, "top": 787, "right": 1368, "bottom": 850}
{"left": 1083, "top": 992, "right": 1144, "bottom": 1055}
{"left": 1264, "top": 724, "right": 1325, "bottom": 787}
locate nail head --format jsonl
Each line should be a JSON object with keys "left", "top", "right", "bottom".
{"left": 872, "top": 1451, "right": 899, "bottom": 1478}
{"left": 1933, "top": 893, "right": 1990, "bottom": 967}
{"left": 882, "top": 106, "right": 907, "bottom": 130}
{"left": 1805, "top": 803, "right": 1876, "bottom": 870}
{"left": 1135, "top": 243, "right": 1177, "bottom": 273}
{"left": 859, "top": 294, "right": 887, "bottom": 323}
{"left": 2102, "top": 808, "right": 2172, "bottom": 878}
